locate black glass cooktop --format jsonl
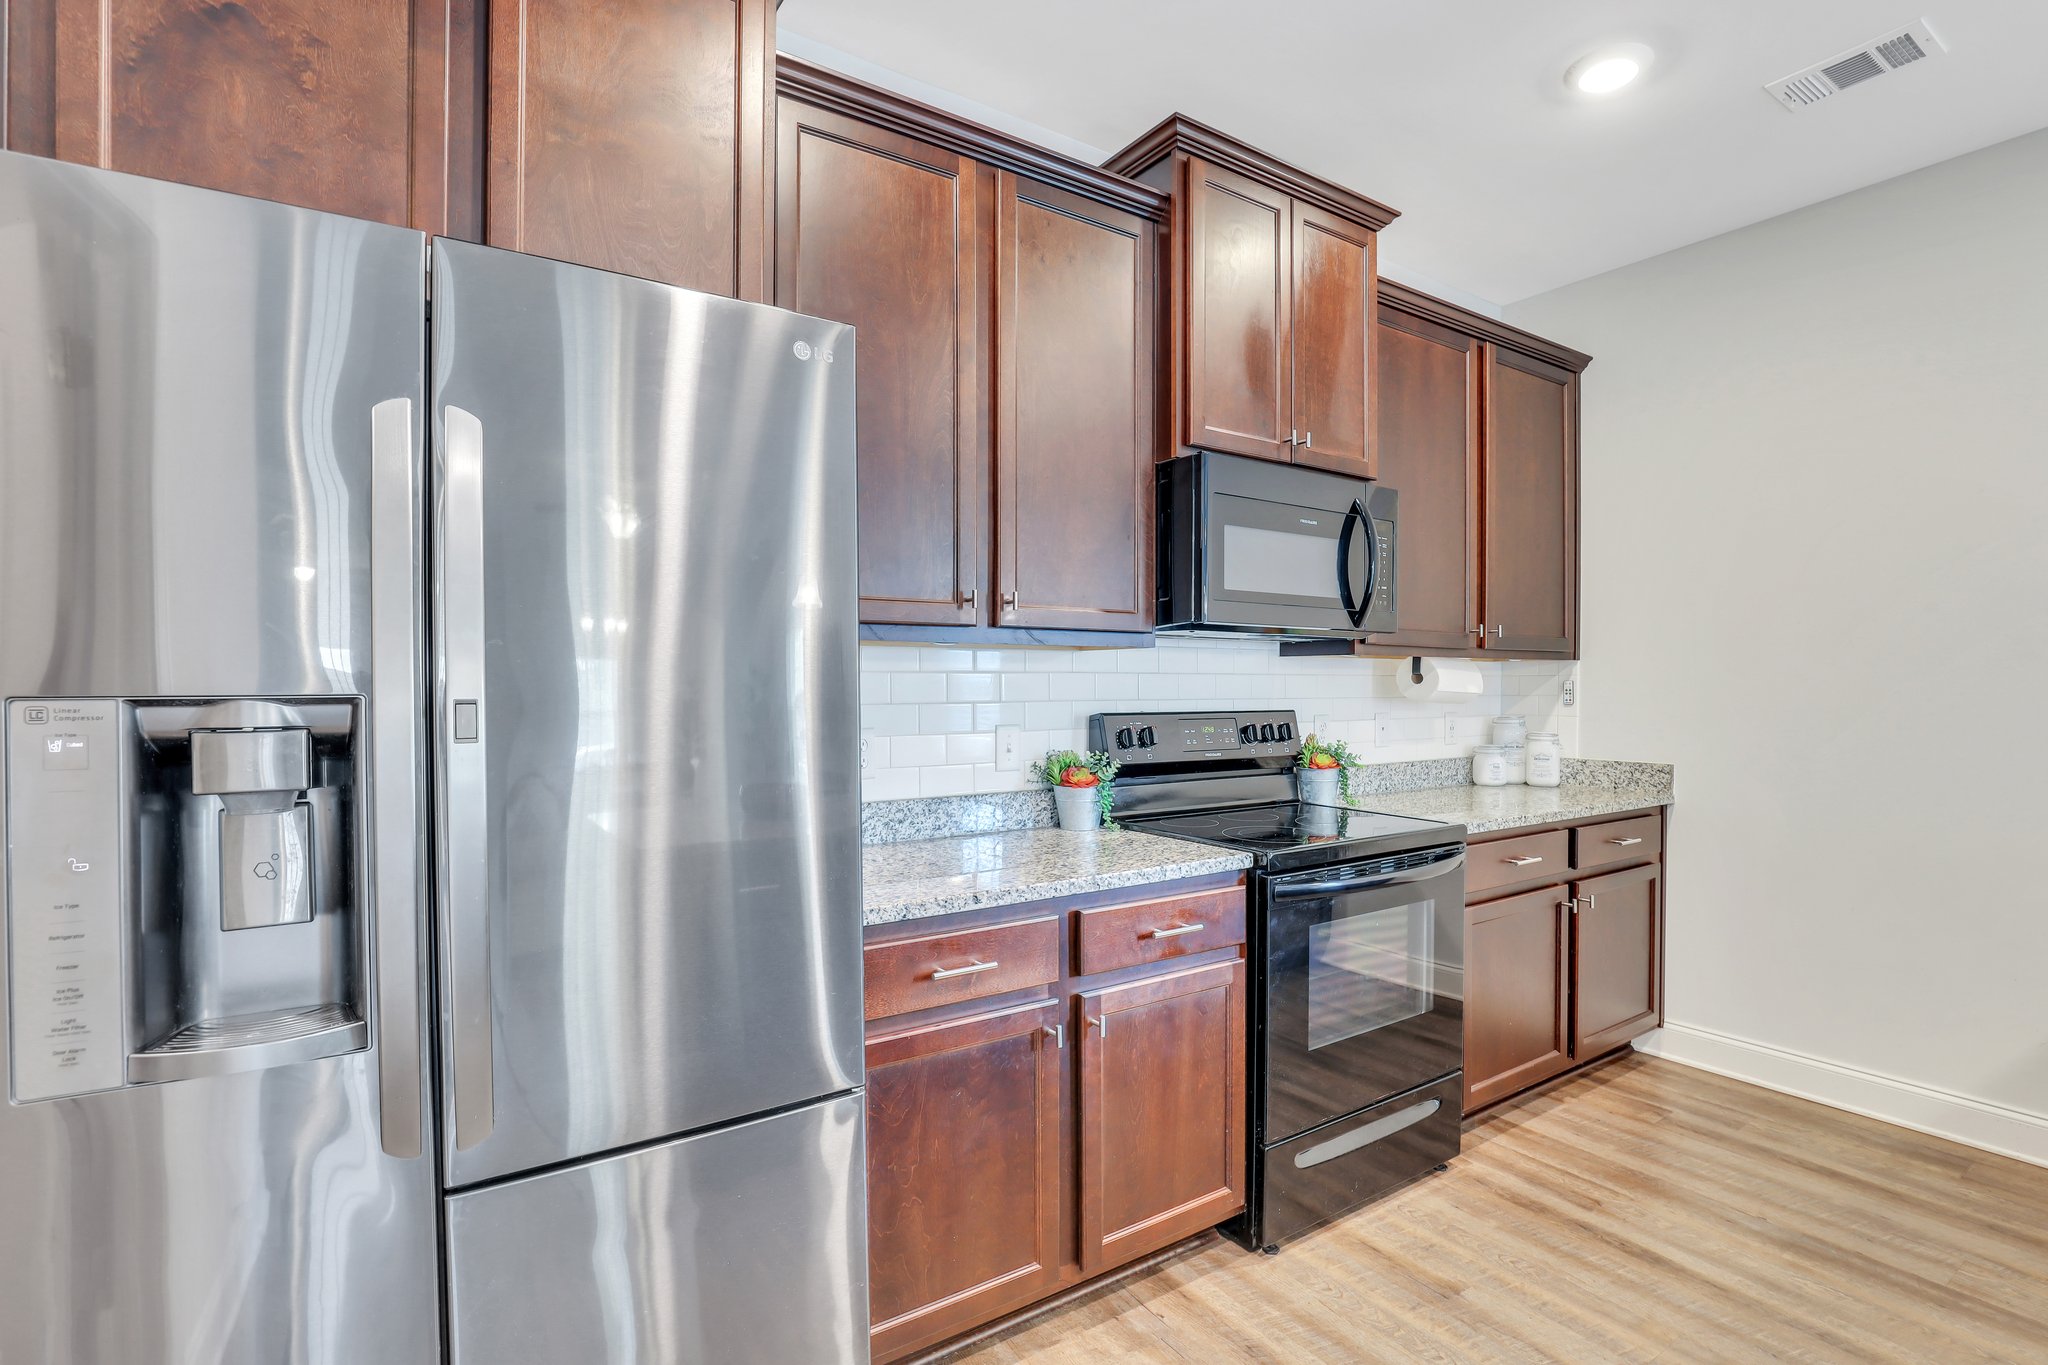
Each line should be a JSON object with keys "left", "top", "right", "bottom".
{"left": 1125, "top": 801, "right": 1455, "bottom": 865}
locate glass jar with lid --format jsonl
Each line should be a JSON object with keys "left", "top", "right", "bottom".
{"left": 1490, "top": 715, "right": 1528, "bottom": 783}
{"left": 1471, "top": 745, "right": 1509, "bottom": 787}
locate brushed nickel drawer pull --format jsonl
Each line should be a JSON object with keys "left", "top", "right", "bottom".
{"left": 1505, "top": 855, "right": 1545, "bottom": 866}
{"left": 1564, "top": 897, "right": 1580, "bottom": 915}
{"left": 1583, "top": 894, "right": 1598, "bottom": 910}
{"left": 930, "top": 959, "right": 999, "bottom": 980}
{"left": 1609, "top": 836, "right": 1645, "bottom": 846}
{"left": 1145, "top": 922, "right": 1206, "bottom": 939}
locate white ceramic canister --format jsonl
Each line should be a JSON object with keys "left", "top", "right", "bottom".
{"left": 1471, "top": 745, "right": 1509, "bottom": 787}
{"left": 1490, "top": 715, "right": 1529, "bottom": 784}
{"left": 1526, "top": 732, "right": 1562, "bottom": 788}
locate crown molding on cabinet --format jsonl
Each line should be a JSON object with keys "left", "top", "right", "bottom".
{"left": 1104, "top": 113, "right": 1400, "bottom": 231}
{"left": 1380, "top": 278, "right": 1592, "bottom": 373}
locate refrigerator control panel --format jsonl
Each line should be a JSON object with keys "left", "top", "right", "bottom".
{"left": 5, "top": 699, "right": 127, "bottom": 1102}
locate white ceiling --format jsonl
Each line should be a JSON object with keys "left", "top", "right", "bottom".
{"left": 777, "top": 1, "right": 2048, "bottom": 308}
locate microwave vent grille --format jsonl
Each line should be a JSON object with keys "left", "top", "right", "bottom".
{"left": 1764, "top": 18, "right": 1945, "bottom": 111}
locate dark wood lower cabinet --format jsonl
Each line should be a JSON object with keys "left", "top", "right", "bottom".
{"left": 1463, "top": 885, "right": 1572, "bottom": 1112}
{"left": 865, "top": 998, "right": 1064, "bottom": 1362}
{"left": 1571, "top": 862, "right": 1662, "bottom": 1058}
{"left": 1077, "top": 959, "right": 1245, "bottom": 1274}
{"left": 1462, "top": 808, "right": 1668, "bottom": 1115}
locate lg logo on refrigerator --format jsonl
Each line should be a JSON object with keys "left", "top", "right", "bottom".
{"left": 791, "top": 341, "right": 835, "bottom": 363}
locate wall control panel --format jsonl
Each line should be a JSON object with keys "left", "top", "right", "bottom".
{"left": 6, "top": 699, "right": 127, "bottom": 1102}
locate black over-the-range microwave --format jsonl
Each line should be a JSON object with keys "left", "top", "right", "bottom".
{"left": 1156, "top": 450, "right": 1397, "bottom": 639}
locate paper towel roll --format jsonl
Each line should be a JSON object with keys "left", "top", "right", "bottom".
{"left": 1395, "top": 658, "right": 1486, "bottom": 703}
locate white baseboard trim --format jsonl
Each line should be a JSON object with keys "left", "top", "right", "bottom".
{"left": 1633, "top": 1022, "right": 2048, "bottom": 1168}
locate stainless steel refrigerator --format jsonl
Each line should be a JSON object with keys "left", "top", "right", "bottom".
{"left": 0, "top": 150, "right": 867, "bottom": 1364}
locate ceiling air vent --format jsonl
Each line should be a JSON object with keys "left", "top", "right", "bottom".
{"left": 1765, "top": 19, "right": 1946, "bottom": 111}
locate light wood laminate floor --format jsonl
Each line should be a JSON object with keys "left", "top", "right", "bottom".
{"left": 935, "top": 1054, "right": 2048, "bottom": 1364}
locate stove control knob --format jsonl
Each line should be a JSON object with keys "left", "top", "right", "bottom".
{"left": 1259, "top": 723, "right": 1277, "bottom": 743}
{"left": 1115, "top": 727, "right": 1135, "bottom": 749}
{"left": 1137, "top": 726, "right": 1157, "bottom": 748}
{"left": 1277, "top": 722, "right": 1294, "bottom": 742}
{"left": 1239, "top": 723, "right": 1258, "bottom": 744}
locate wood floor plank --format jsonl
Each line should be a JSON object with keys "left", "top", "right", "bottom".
{"left": 932, "top": 1055, "right": 2048, "bottom": 1364}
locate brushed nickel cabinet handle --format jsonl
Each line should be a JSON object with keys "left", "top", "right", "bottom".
{"left": 959, "top": 588, "right": 978, "bottom": 609}
{"left": 1303, "top": 430, "right": 1312, "bottom": 449}
{"left": 931, "top": 959, "right": 999, "bottom": 980}
{"left": 1145, "top": 922, "right": 1205, "bottom": 939}
{"left": 1609, "top": 836, "right": 1645, "bottom": 846}
{"left": 1000, "top": 592, "right": 1017, "bottom": 609}
{"left": 1491, "top": 625, "right": 1505, "bottom": 638}
{"left": 1044, "top": 1024, "right": 1064, "bottom": 1049}
{"left": 1505, "top": 855, "right": 1544, "bottom": 867}
{"left": 1583, "top": 894, "right": 1598, "bottom": 910}
{"left": 1563, "top": 898, "right": 1580, "bottom": 915}
{"left": 1089, "top": 1014, "right": 1109, "bottom": 1037}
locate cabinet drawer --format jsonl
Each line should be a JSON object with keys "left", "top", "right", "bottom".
{"left": 1465, "top": 830, "right": 1570, "bottom": 898}
{"left": 1572, "top": 814, "right": 1662, "bottom": 872}
{"left": 864, "top": 916, "right": 1061, "bottom": 1021}
{"left": 1072, "top": 890, "right": 1246, "bottom": 977}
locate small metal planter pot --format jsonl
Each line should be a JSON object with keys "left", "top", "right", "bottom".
{"left": 1298, "top": 767, "right": 1342, "bottom": 806}
{"left": 1053, "top": 784, "right": 1102, "bottom": 831}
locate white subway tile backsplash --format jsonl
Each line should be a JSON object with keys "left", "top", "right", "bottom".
{"left": 855, "top": 639, "right": 1579, "bottom": 796}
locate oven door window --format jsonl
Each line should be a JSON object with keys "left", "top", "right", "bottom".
{"left": 1308, "top": 901, "right": 1435, "bottom": 1050}
{"left": 1263, "top": 857, "right": 1465, "bottom": 1144}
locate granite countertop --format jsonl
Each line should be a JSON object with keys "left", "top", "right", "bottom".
{"left": 862, "top": 826, "right": 1251, "bottom": 927}
{"left": 1344, "top": 760, "right": 1674, "bottom": 835}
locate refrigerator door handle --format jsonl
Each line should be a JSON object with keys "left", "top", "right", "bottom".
{"left": 442, "top": 404, "right": 494, "bottom": 1151}
{"left": 371, "top": 397, "right": 426, "bottom": 1160}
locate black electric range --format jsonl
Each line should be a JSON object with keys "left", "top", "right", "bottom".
{"left": 1091, "top": 709, "right": 1468, "bottom": 1252}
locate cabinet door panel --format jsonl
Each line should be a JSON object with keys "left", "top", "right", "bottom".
{"left": 994, "top": 173, "right": 1153, "bottom": 631}
{"left": 1183, "top": 157, "right": 1290, "bottom": 462}
{"left": 866, "top": 1000, "right": 1063, "bottom": 1362}
{"left": 1289, "top": 202, "right": 1372, "bottom": 478}
{"left": 777, "top": 101, "right": 983, "bottom": 625}
{"left": 30, "top": 0, "right": 444, "bottom": 227}
{"left": 1571, "top": 863, "right": 1661, "bottom": 1058}
{"left": 1078, "top": 959, "right": 1245, "bottom": 1274}
{"left": 1482, "top": 346, "right": 1577, "bottom": 656}
{"left": 1371, "top": 308, "right": 1479, "bottom": 650}
{"left": 1463, "top": 886, "right": 1571, "bottom": 1112}
{"left": 489, "top": 0, "right": 765, "bottom": 294}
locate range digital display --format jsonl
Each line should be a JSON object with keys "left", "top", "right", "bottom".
{"left": 1180, "top": 717, "right": 1240, "bottom": 750}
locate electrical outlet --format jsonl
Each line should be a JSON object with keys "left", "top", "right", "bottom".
{"left": 861, "top": 730, "right": 877, "bottom": 770}
{"left": 1311, "top": 713, "right": 1332, "bottom": 737}
{"left": 994, "top": 724, "right": 1022, "bottom": 772}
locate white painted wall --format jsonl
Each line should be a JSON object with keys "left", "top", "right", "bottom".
{"left": 1508, "top": 128, "right": 2048, "bottom": 1151}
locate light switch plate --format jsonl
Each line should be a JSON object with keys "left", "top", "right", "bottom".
{"left": 994, "top": 724, "right": 1022, "bottom": 772}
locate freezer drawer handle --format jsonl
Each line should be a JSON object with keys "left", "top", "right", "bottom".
{"left": 930, "top": 959, "right": 1000, "bottom": 980}
{"left": 1145, "top": 922, "right": 1205, "bottom": 939}
{"left": 442, "top": 404, "right": 494, "bottom": 1153}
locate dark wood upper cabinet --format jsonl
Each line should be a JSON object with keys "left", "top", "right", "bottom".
{"left": 5, "top": 0, "right": 462, "bottom": 230}
{"left": 1106, "top": 115, "right": 1396, "bottom": 476}
{"left": 1076, "top": 958, "right": 1245, "bottom": 1275}
{"left": 1368, "top": 303, "right": 1481, "bottom": 651}
{"left": 994, "top": 172, "right": 1154, "bottom": 632}
{"left": 1182, "top": 157, "right": 1292, "bottom": 462}
{"left": 1463, "top": 884, "right": 1572, "bottom": 1113}
{"left": 775, "top": 95, "right": 984, "bottom": 626}
{"left": 487, "top": 0, "right": 774, "bottom": 297}
{"left": 776, "top": 59, "right": 1163, "bottom": 639}
{"left": 865, "top": 999, "right": 1065, "bottom": 1363}
{"left": 1570, "top": 862, "right": 1661, "bottom": 1059}
{"left": 1483, "top": 345, "right": 1578, "bottom": 656}
{"left": 1289, "top": 202, "right": 1373, "bottom": 477}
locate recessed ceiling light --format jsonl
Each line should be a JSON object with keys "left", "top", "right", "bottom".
{"left": 1566, "top": 43, "right": 1655, "bottom": 96}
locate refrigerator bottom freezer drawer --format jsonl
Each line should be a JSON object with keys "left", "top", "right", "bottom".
{"left": 445, "top": 1091, "right": 869, "bottom": 1365}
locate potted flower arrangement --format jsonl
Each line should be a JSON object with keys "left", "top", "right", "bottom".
{"left": 1297, "top": 733, "right": 1361, "bottom": 806}
{"left": 1031, "top": 749, "right": 1119, "bottom": 831}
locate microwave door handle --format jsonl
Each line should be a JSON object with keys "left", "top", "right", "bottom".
{"left": 1336, "top": 499, "right": 1371, "bottom": 629}
{"left": 1271, "top": 850, "right": 1466, "bottom": 899}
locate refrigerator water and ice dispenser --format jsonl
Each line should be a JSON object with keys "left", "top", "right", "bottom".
{"left": 6, "top": 697, "right": 368, "bottom": 1102}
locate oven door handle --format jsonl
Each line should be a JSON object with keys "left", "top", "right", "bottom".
{"left": 1271, "top": 849, "right": 1464, "bottom": 898}
{"left": 1335, "top": 499, "right": 1373, "bottom": 630}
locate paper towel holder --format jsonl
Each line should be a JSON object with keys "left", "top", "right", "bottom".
{"left": 1411, "top": 657, "right": 1425, "bottom": 686}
